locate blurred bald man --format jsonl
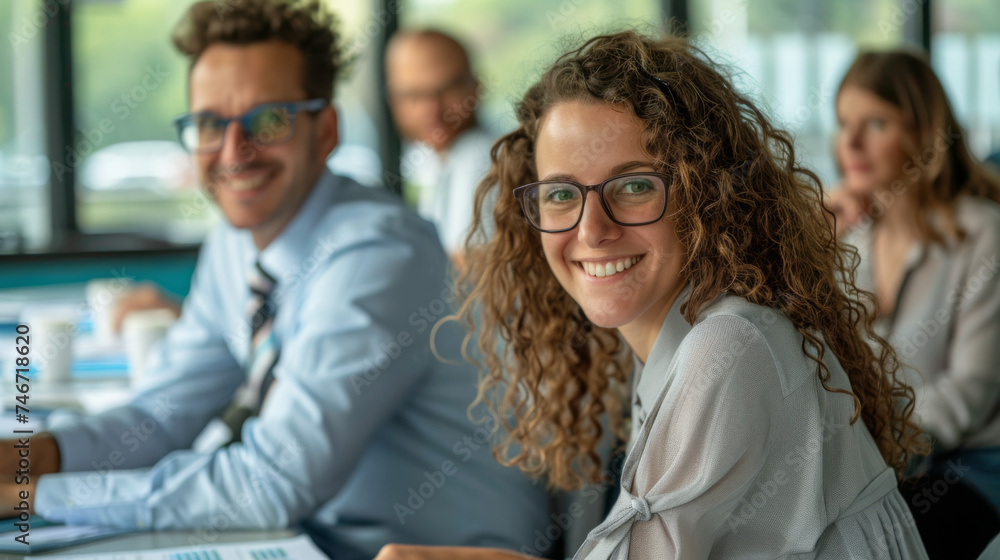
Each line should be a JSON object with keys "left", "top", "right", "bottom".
{"left": 386, "top": 30, "right": 496, "bottom": 266}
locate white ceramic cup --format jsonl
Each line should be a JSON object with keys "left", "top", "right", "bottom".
{"left": 86, "top": 277, "right": 134, "bottom": 345}
{"left": 122, "top": 308, "right": 175, "bottom": 383}
{"left": 33, "top": 318, "right": 76, "bottom": 384}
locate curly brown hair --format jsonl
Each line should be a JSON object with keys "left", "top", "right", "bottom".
{"left": 839, "top": 49, "right": 1000, "bottom": 242}
{"left": 455, "top": 30, "right": 927, "bottom": 491}
{"left": 172, "top": 0, "right": 346, "bottom": 101}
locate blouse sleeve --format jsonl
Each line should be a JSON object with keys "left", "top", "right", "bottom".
{"left": 917, "top": 209, "right": 1000, "bottom": 450}
{"left": 627, "top": 315, "right": 780, "bottom": 559}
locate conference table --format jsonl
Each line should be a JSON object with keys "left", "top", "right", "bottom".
{"left": 0, "top": 286, "right": 266, "bottom": 559}
{"left": 3, "top": 529, "right": 301, "bottom": 559}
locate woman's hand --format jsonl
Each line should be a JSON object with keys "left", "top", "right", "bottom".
{"left": 825, "top": 186, "right": 869, "bottom": 238}
{"left": 374, "top": 544, "right": 530, "bottom": 560}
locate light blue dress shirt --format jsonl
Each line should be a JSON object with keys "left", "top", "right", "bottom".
{"left": 35, "top": 172, "right": 549, "bottom": 557}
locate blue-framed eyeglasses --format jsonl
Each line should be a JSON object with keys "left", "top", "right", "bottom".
{"left": 173, "top": 98, "right": 328, "bottom": 154}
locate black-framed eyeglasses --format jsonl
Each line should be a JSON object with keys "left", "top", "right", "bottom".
{"left": 512, "top": 172, "right": 670, "bottom": 233}
{"left": 173, "top": 98, "right": 328, "bottom": 154}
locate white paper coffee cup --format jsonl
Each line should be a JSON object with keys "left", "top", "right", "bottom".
{"left": 122, "top": 308, "right": 175, "bottom": 383}
{"left": 33, "top": 318, "right": 76, "bottom": 384}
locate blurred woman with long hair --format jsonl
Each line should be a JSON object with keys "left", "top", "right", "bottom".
{"left": 832, "top": 49, "right": 1000, "bottom": 557}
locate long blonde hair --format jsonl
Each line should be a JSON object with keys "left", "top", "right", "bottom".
{"left": 456, "top": 31, "right": 925, "bottom": 491}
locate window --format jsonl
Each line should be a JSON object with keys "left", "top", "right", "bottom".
{"left": 324, "top": 0, "right": 385, "bottom": 189}
{"left": 3, "top": 0, "right": 996, "bottom": 256}
{"left": 0, "top": 0, "right": 50, "bottom": 252}
{"left": 70, "top": 0, "right": 383, "bottom": 244}
{"left": 689, "top": 0, "right": 904, "bottom": 186}
{"left": 933, "top": 0, "right": 1000, "bottom": 159}
{"left": 72, "top": 0, "right": 210, "bottom": 242}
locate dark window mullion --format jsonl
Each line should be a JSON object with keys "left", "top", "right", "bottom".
{"left": 902, "top": 0, "right": 932, "bottom": 53}
{"left": 44, "top": 0, "right": 78, "bottom": 246}
{"left": 661, "top": 0, "right": 688, "bottom": 30}
{"left": 377, "top": 0, "right": 400, "bottom": 195}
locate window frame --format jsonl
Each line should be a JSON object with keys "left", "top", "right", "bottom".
{"left": 8, "top": 0, "right": 932, "bottom": 257}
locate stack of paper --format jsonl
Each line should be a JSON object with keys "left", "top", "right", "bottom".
{"left": 30, "top": 535, "right": 328, "bottom": 559}
{"left": 0, "top": 522, "right": 133, "bottom": 554}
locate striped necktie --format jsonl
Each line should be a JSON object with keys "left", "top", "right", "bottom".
{"left": 194, "top": 262, "right": 281, "bottom": 450}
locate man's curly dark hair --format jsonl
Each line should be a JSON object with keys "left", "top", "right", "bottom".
{"left": 172, "top": 0, "right": 345, "bottom": 101}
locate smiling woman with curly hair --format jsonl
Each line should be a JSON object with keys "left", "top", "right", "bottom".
{"left": 377, "top": 30, "right": 929, "bottom": 560}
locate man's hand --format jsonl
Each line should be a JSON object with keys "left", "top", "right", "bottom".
{"left": 374, "top": 545, "right": 530, "bottom": 560}
{"left": 0, "top": 480, "right": 36, "bottom": 518}
{"left": 449, "top": 252, "right": 467, "bottom": 276}
{"left": 112, "top": 283, "right": 182, "bottom": 333}
{"left": 0, "top": 434, "right": 59, "bottom": 519}
{"left": 0, "top": 434, "right": 60, "bottom": 479}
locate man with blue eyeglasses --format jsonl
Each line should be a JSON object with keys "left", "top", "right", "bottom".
{"left": 0, "top": 0, "right": 548, "bottom": 557}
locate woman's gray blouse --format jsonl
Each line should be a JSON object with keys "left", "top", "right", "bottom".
{"left": 846, "top": 196, "right": 1000, "bottom": 451}
{"left": 574, "top": 290, "right": 927, "bottom": 559}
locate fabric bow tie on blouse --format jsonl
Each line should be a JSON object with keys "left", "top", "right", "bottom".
{"left": 577, "top": 483, "right": 664, "bottom": 558}
{"left": 596, "top": 494, "right": 654, "bottom": 534}
{"left": 574, "top": 386, "right": 673, "bottom": 559}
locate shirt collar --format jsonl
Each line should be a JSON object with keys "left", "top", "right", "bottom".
{"left": 849, "top": 213, "right": 932, "bottom": 289}
{"left": 635, "top": 284, "right": 695, "bottom": 400}
{"left": 241, "top": 169, "right": 340, "bottom": 284}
